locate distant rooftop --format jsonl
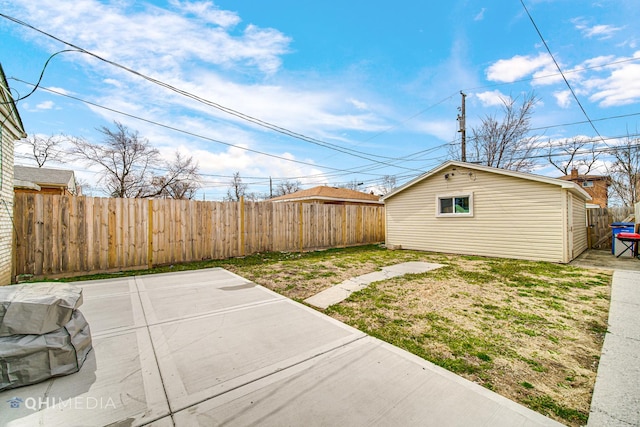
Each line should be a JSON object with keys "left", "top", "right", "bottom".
{"left": 269, "top": 186, "right": 382, "bottom": 204}
{"left": 14, "top": 165, "right": 75, "bottom": 187}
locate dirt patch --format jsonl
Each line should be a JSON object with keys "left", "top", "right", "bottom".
{"left": 225, "top": 246, "right": 611, "bottom": 426}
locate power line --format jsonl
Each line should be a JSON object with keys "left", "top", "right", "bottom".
{"left": 519, "top": 0, "right": 608, "bottom": 146}
{"left": 0, "top": 49, "right": 81, "bottom": 105}
{"left": 0, "top": 12, "right": 429, "bottom": 171}
{"left": 16, "top": 76, "right": 640, "bottom": 185}
{"left": 11, "top": 78, "right": 447, "bottom": 183}
{"left": 461, "top": 55, "right": 640, "bottom": 93}
{"left": 8, "top": 78, "right": 374, "bottom": 176}
{"left": 529, "top": 111, "right": 640, "bottom": 133}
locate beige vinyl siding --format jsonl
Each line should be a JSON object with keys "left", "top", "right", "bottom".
{"left": 571, "top": 194, "right": 588, "bottom": 259}
{"left": 385, "top": 166, "right": 567, "bottom": 262}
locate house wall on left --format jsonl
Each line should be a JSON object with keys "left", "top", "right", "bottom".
{"left": 1, "top": 64, "right": 27, "bottom": 285}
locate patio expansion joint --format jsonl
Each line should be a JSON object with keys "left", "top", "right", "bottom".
{"left": 145, "top": 296, "right": 287, "bottom": 328}
{"left": 172, "top": 333, "right": 369, "bottom": 417}
{"left": 132, "top": 275, "right": 176, "bottom": 426}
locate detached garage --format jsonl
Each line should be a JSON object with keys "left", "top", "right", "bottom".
{"left": 382, "top": 161, "right": 591, "bottom": 263}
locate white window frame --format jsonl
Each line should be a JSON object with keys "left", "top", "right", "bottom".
{"left": 436, "top": 193, "right": 474, "bottom": 217}
{"left": 582, "top": 181, "right": 594, "bottom": 188}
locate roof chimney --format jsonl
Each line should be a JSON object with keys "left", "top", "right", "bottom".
{"left": 570, "top": 168, "right": 578, "bottom": 179}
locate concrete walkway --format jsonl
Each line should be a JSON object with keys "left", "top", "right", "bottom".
{"left": 588, "top": 269, "right": 640, "bottom": 426}
{"left": 0, "top": 268, "right": 561, "bottom": 426}
{"left": 304, "top": 261, "right": 443, "bottom": 309}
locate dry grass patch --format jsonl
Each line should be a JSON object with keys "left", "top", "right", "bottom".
{"left": 226, "top": 246, "right": 611, "bottom": 426}
{"left": 225, "top": 246, "right": 451, "bottom": 300}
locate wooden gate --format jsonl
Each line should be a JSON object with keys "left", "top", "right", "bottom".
{"left": 587, "top": 206, "right": 635, "bottom": 249}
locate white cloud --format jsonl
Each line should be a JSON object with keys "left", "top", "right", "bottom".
{"left": 531, "top": 63, "right": 564, "bottom": 86}
{"left": 154, "top": 70, "right": 386, "bottom": 133}
{"left": 585, "top": 24, "right": 622, "bottom": 39}
{"left": 178, "top": 145, "right": 327, "bottom": 196}
{"left": 486, "top": 53, "right": 553, "bottom": 83}
{"left": 574, "top": 52, "right": 640, "bottom": 106}
{"left": 6, "top": 0, "right": 388, "bottom": 147}
{"left": 582, "top": 55, "right": 617, "bottom": 68}
{"left": 474, "top": 8, "right": 486, "bottom": 21}
{"left": 103, "top": 79, "right": 124, "bottom": 88}
{"left": 9, "top": 0, "right": 291, "bottom": 75}
{"left": 170, "top": 0, "right": 240, "bottom": 28}
{"left": 348, "top": 98, "right": 369, "bottom": 110}
{"left": 588, "top": 63, "right": 640, "bottom": 106}
{"left": 572, "top": 18, "right": 623, "bottom": 40}
{"left": 45, "top": 86, "right": 70, "bottom": 96}
{"left": 35, "top": 100, "right": 55, "bottom": 110}
{"left": 474, "top": 90, "right": 508, "bottom": 107}
{"left": 553, "top": 90, "right": 571, "bottom": 108}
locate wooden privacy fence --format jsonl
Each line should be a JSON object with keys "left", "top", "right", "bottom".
{"left": 12, "top": 194, "right": 385, "bottom": 279}
{"left": 586, "top": 206, "right": 635, "bottom": 249}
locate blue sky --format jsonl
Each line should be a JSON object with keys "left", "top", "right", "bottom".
{"left": 1, "top": 0, "right": 639, "bottom": 199}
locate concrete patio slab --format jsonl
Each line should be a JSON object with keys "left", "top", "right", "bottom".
{"left": 173, "top": 336, "right": 558, "bottom": 427}
{"left": 150, "top": 298, "right": 364, "bottom": 413}
{"left": 78, "top": 277, "right": 146, "bottom": 335}
{"left": 136, "top": 269, "right": 279, "bottom": 324}
{"left": 304, "top": 261, "right": 443, "bottom": 309}
{"left": 0, "top": 267, "right": 563, "bottom": 426}
{"left": 145, "top": 417, "right": 175, "bottom": 427}
{"left": 588, "top": 269, "right": 640, "bottom": 427}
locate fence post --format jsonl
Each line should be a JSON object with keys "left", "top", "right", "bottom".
{"left": 240, "top": 196, "right": 245, "bottom": 256}
{"left": 299, "top": 202, "right": 304, "bottom": 252}
{"left": 147, "top": 199, "right": 153, "bottom": 269}
{"left": 342, "top": 206, "right": 347, "bottom": 247}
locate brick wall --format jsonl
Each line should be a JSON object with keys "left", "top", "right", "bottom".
{"left": 584, "top": 180, "right": 609, "bottom": 208}
{"left": 561, "top": 169, "right": 610, "bottom": 208}
{"left": 0, "top": 122, "right": 16, "bottom": 285}
{"left": 1, "top": 66, "right": 25, "bottom": 285}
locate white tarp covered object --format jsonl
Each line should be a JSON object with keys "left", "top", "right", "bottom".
{"left": 0, "top": 310, "right": 92, "bottom": 391}
{"left": 0, "top": 283, "right": 83, "bottom": 336}
{"left": 0, "top": 283, "right": 91, "bottom": 391}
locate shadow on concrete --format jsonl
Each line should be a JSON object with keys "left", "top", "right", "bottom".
{"left": 570, "top": 249, "right": 640, "bottom": 271}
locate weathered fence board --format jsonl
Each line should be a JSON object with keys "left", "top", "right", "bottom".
{"left": 13, "top": 194, "right": 385, "bottom": 279}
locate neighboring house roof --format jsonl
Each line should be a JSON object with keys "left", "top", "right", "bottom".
{"left": 14, "top": 165, "right": 76, "bottom": 192}
{"left": 0, "top": 63, "right": 27, "bottom": 139}
{"left": 558, "top": 174, "right": 610, "bottom": 183}
{"left": 382, "top": 160, "right": 592, "bottom": 201}
{"left": 270, "top": 186, "right": 382, "bottom": 204}
{"left": 14, "top": 179, "right": 41, "bottom": 191}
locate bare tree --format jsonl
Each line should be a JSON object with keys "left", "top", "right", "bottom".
{"left": 69, "top": 122, "right": 199, "bottom": 199}
{"left": 607, "top": 135, "right": 640, "bottom": 206}
{"left": 380, "top": 175, "right": 397, "bottom": 195}
{"left": 69, "top": 122, "right": 160, "bottom": 198}
{"left": 337, "top": 179, "right": 364, "bottom": 191}
{"left": 468, "top": 92, "right": 540, "bottom": 172}
{"left": 151, "top": 152, "right": 201, "bottom": 199}
{"left": 547, "top": 137, "right": 600, "bottom": 175}
{"left": 274, "top": 179, "right": 302, "bottom": 197}
{"left": 19, "top": 134, "right": 65, "bottom": 167}
{"left": 225, "top": 172, "right": 247, "bottom": 201}
{"left": 72, "top": 177, "right": 87, "bottom": 196}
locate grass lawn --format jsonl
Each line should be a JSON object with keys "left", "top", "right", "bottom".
{"left": 65, "top": 244, "right": 611, "bottom": 426}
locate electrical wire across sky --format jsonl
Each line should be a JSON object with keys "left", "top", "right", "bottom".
{"left": 2, "top": 4, "right": 640, "bottom": 199}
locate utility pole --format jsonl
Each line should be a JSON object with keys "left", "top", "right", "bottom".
{"left": 457, "top": 91, "right": 467, "bottom": 162}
